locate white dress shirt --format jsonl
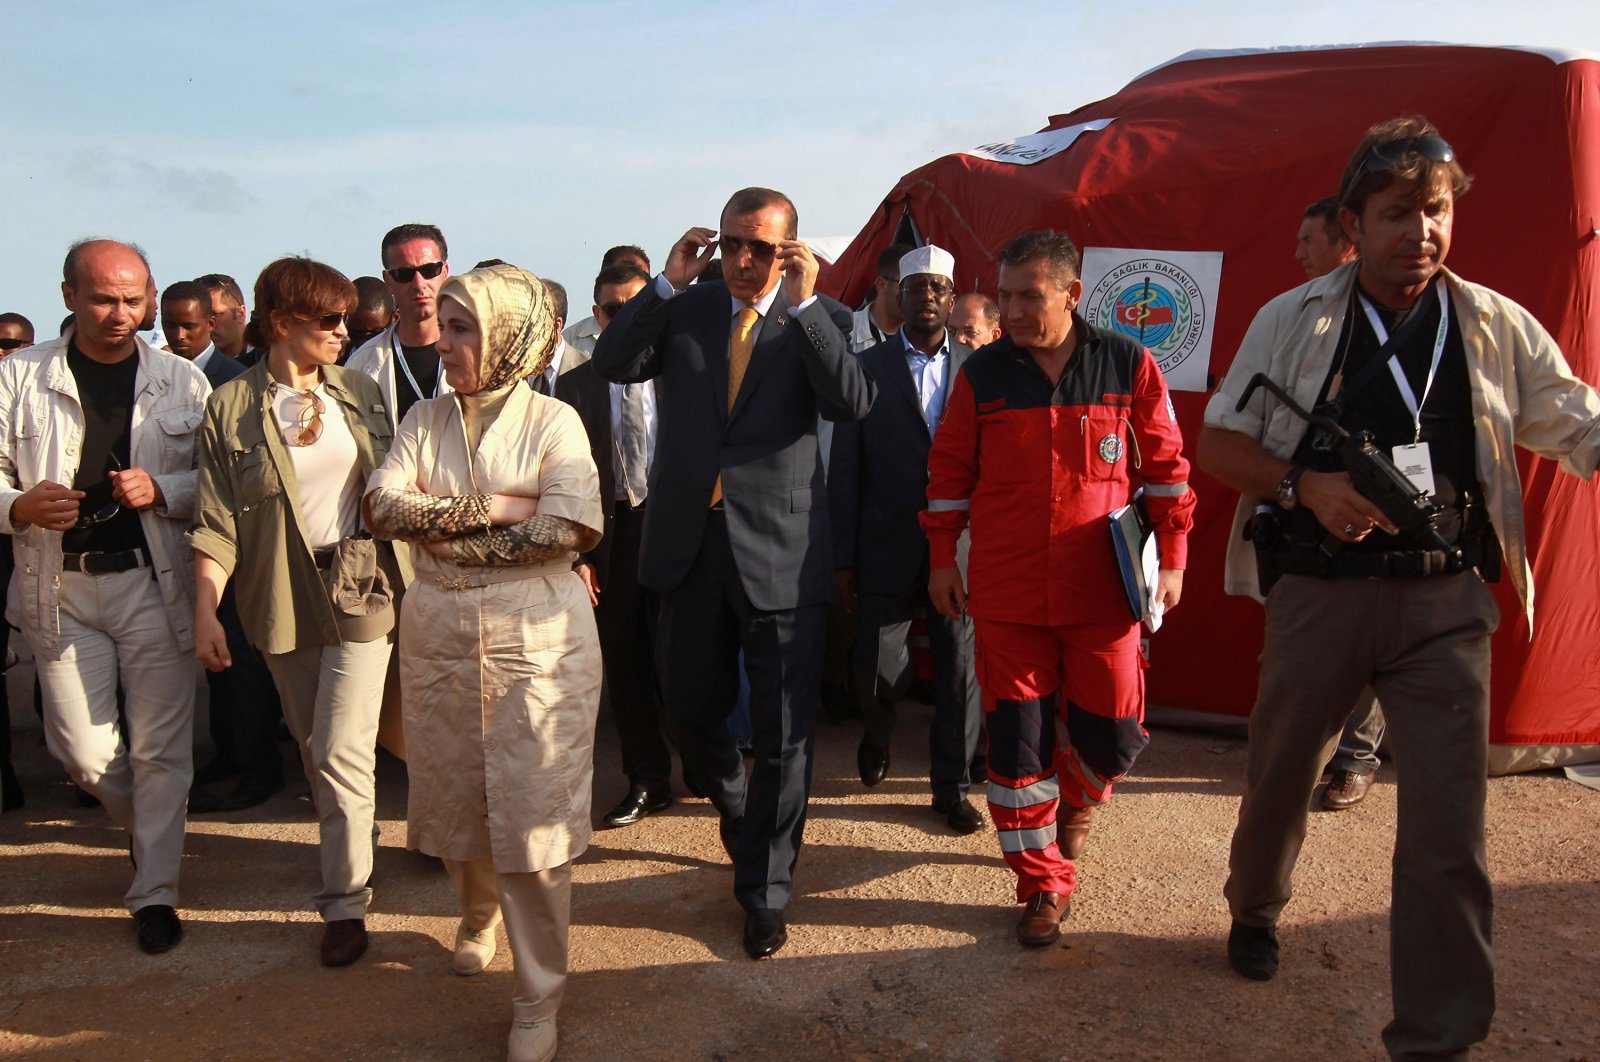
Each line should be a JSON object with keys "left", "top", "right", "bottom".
{"left": 901, "top": 329, "right": 950, "bottom": 431}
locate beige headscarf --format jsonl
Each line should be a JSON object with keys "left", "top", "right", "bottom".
{"left": 436, "top": 264, "right": 559, "bottom": 395}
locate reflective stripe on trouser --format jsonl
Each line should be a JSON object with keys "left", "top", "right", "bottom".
{"left": 976, "top": 618, "right": 1149, "bottom": 902}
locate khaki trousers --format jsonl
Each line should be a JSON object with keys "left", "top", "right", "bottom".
{"left": 37, "top": 567, "right": 194, "bottom": 912}
{"left": 1224, "top": 572, "right": 1499, "bottom": 1061}
{"left": 265, "top": 638, "right": 392, "bottom": 921}
{"left": 444, "top": 856, "right": 571, "bottom": 1022}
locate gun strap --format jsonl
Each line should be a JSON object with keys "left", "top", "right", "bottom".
{"left": 1322, "top": 281, "right": 1440, "bottom": 418}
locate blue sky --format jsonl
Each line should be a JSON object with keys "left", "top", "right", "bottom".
{"left": 3, "top": 2, "right": 1596, "bottom": 334}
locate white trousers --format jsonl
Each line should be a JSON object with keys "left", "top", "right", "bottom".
{"left": 264, "top": 638, "right": 392, "bottom": 921}
{"left": 37, "top": 566, "right": 194, "bottom": 912}
{"left": 444, "top": 856, "right": 571, "bottom": 1022}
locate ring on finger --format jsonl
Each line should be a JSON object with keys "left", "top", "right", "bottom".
{"left": 1343, "top": 522, "right": 1359, "bottom": 536}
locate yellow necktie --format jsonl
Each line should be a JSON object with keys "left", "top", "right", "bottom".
{"left": 712, "top": 306, "right": 761, "bottom": 508}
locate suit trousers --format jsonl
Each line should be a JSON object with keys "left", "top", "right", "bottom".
{"left": 264, "top": 637, "right": 391, "bottom": 921}
{"left": 36, "top": 566, "right": 194, "bottom": 911}
{"left": 595, "top": 501, "right": 669, "bottom": 790}
{"left": 203, "top": 584, "right": 283, "bottom": 785}
{"left": 853, "top": 589, "right": 980, "bottom": 802}
{"left": 657, "top": 511, "right": 824, "bottom": 911}
{"left": 1223, "top": 572, "right": 1499, "bottom": 1061}
{"left": 1328, "top": 686, "right": 1386, "bottom": 775}
{"left": 445, "top": 855, "right": 570, "bottom": 1022}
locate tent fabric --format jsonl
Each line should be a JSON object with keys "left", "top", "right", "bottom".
{"left": 821, "top": 44, "right": 1600, "bottom": 756}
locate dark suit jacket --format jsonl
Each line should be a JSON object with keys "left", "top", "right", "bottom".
{"left": 548, "top": 358, "right": 615, "bottom": 579}
{"left": 829, "top": 334, "right": 973, "bottom": 597}
{"left": 201, "top": 350, "right": 247, "bottom": 389}
{"left": 592, "top": 279, "right": 874, "bottom": 611}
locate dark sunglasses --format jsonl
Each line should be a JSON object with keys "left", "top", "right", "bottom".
{"left": 718, "top": 236, "right": 778, "bottom": 262}
{"left": 385, "top": 261, "right": 446, "bottom": 284}
{"left": 1363, "top": 135, "right": 1455, "bottom": 172}
{"left": 598, "top": 300, "right": 627, "bottom": 319}
{"left": 309, "top": 312, "right": 345, "bottom": 331}
{"left": 0, "top": 337, "right": 28, "bottom": 351}
{"left": 74, "top": 454, "right": 123, "bottom": 528}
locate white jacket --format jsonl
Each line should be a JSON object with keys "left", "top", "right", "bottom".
{"left": 346, "top": 324, "right": 453, "bottom": 431}
{"left": 0, "top": 332, "right": 210, "bottom": 658}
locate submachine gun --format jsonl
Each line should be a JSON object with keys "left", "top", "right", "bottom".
{"left": 1235, "top": 373, "right": 1458, "bottom": 560}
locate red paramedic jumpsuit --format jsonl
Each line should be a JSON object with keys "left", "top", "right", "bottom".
{"left": 921, "top": 317, "right": 1195, "bottom": 903}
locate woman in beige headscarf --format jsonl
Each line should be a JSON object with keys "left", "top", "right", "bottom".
{"left": 365, "top": 264, "right": 603, "bottom": 1062}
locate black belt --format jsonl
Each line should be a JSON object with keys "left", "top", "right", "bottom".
{"left": 62, "top": 547, "right": 151, "bottom": 574}
{"left": 1270, "top": 538, "right": 1493, "bottom": 580}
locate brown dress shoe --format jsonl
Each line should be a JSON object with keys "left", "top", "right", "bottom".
{"left": 1058, "top": 805, "right": 1094, "bottom": 859}
{"left": 1322, "top": 769, "right": 1373, "bottom": 810}
{"left": 320, "top": 918, "right": 368, "bottom": 967}
{"left": 1016, "top": 891, "right": 1068, "bottom": 947}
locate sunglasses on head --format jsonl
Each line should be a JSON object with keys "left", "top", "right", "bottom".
{"left": 718, "top": 236, "right": 778, "bottom": 262}
{"left": 1362, "top": 135, "right": 1456, "bottom": 172}
{"left": 385, "top": 261, "right": 446, "bottom": 284}
{"left": 0, "top": 337, "right": 27, "bottom": 351}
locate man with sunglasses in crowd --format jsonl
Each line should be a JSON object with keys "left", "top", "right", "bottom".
{"left": 0, "top": 312, "right": 34, "bottom": 356}
{"left": 347, "top": 223, "right": 454, "bottom": 429}
{"left": 593, "top": 187, "right": 873, "bottom": 960}
{"left": 1200, "top": 117, "right": 1600, "bottom": 1060}
{"left": 0, "top": 239, "right": 210, "bottom": 955}
{"left": 196, "top": 274, "right": 256, "bottom": 365}
{"left": 562, "top": 245, "right": 651, "bottom": 364}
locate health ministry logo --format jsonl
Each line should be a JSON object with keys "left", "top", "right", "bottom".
{"left": 1086, "top": 258, "right": 1207, "bottom": 374}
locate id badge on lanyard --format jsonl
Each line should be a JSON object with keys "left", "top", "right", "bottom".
{"left": 1358, "top": 277, "right": 1449, "bottom": 497}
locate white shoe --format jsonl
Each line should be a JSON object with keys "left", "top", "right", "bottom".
{"left": 452, "top": 921, "right": 497, "bottom": 976}
{"left": 507, "top": 1016, "right": 557, "bottom": 1062}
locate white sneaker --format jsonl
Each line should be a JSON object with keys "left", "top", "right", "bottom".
{"left": 507, "top": 1016, "right": 557, "bottom": 1062}
{"left": 452, "top": 921, "right": 497, "bottom": 976}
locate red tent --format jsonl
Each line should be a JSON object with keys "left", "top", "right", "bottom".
{"left": 821, "top": 43, "right": 1600, "bottom": 770}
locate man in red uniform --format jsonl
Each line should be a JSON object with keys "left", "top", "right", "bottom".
{"left": 923, "top": 230, "right": 1195, "bottom": 947}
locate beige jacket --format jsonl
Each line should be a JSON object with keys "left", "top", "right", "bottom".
{"left": 345, "top": 323, "right": 454, "bottom": 431}
{"left": 0, "top": 332, "right": 209, "bottom": 658}
{"left": 1205, "top": 260, "right": 1600, "bottom": 629}
{"left": 368, "top": 386, "right": 604, "bottom": 871}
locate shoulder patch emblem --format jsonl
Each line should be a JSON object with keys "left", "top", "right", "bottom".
{"left": 1098, "top": 433, "right": 1124, "bottom": 464}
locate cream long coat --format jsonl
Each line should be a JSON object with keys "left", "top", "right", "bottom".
{"left": 368, "top": 384, "right": 605, "bottom": 873}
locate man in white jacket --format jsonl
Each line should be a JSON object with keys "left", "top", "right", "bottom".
{"left": 346, "top": 222, "right": 455, "bottom": 429}
{"left": 0, "top": 239, "right": 209, "bottom": 954}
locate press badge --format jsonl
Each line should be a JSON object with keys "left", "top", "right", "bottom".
{"left": 1392, "top": 442, "right": 1436, "bottom": 498}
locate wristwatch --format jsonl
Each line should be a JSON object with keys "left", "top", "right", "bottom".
{"left": 1276, "top": 466, "right": 1303, "bottom": 510}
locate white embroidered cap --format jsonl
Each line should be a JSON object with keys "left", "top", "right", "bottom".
{"left": 898, "top": 244, "right": 955, "bottom": 283}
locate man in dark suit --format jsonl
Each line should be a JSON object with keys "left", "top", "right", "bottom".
{"left": 160, "top": 282, "right": 285, "bottom": 813}
{"left": 593, "top": 187, "right": 874, "bottom": 959}
{"left": 828, "top": 245, "right": 983, "bottom": 835}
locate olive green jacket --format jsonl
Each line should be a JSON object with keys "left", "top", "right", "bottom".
{"left": 189, "top": 361, "right": 403, "bottom": 654}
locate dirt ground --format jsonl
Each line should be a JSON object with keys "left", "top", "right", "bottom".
{"left": 2, "top": 658, "right": 1597, "bottom": 1062}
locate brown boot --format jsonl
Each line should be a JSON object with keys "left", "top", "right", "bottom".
{"left": 1059, "top": 805, "right": 1094, "bottom": 859}
{"left": 1016, "top": 891, "right": 1068, "bottom": 947}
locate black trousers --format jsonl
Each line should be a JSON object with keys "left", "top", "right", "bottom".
{"left": 854, "top": 587, "right": 981, "bottom": 803}
{"left": 204, "top": 585, "right": 282, "bottom": 785}
{"left": 656, "top": 512, "right": 824, "bottom": 912}
{"left": 596, "top": 501, "right": 670, "bottom": 790}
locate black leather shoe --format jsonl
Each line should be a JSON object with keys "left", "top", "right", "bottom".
{"left": 603, "top": 786, "right": 673, "bottom": 828}
{"left": 1227, "top": 921, "right": 1279, "bottom": 981}
{"left": 187, "top": 787, "right": 229, "bottom": 814}
{"left": 134, "top": 905, "right": 183, "bottom": 954}
{"left": 857, "top": 739, "right": 890, "bottom": 788}
{"left": 719, "top": 815, "right": 743, "bottom": 860}
{"left": 321, "top": 918, "right": 369, "bottom": 967}
{"left": 743, "top": 908, "right": 788, "bottom": 959}
{"left": 932, "top": 796, "right": 984, "bottom": 835}
{"left": 220, "top": 774, "right": 285, "bottom": 812}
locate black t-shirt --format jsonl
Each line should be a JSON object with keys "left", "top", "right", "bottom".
{"left": 1287, "top": 282, "right": 1481, "bottom": 552}
{"left": 62, "top": 343, "right": 149, "bottom": 554}
{"left": 395, "top": 342, "right": 440, "bottom": 423}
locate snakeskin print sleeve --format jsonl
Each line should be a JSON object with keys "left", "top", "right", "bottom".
{"left": 366, "top": 487, "right": 495, "bottom": 544}
{"left": 447, "top": 514, "right": 595, "bottom": 567}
